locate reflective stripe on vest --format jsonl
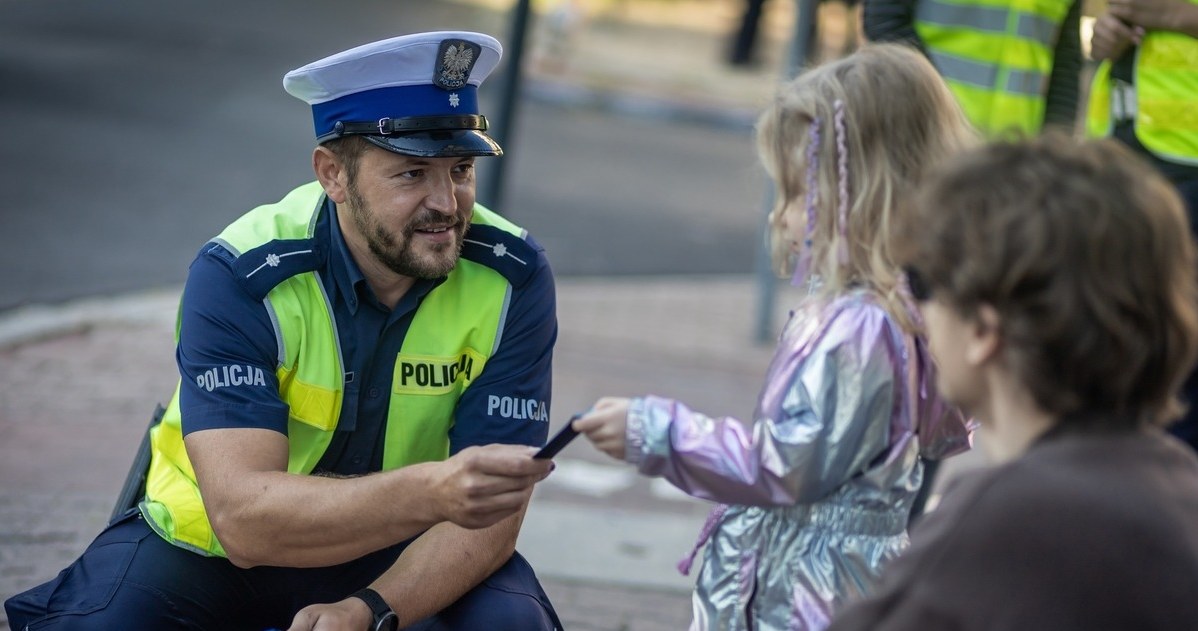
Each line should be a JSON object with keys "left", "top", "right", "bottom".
{"left": 142, "top": 181, "right": 516, "bottom": 556}
{"left": 1086, "top": 18, "right": 1198, "bottom": 166}
{"left": 915, "top": 0, "right": 1071, "bottom": 137}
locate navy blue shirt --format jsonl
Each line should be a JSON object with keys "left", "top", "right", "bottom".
{"left": 176, "top": 191, "right": 557, "bottom": 475}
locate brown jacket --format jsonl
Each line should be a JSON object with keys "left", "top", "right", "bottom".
{"left": 828, "top": 427, "right": 1198, "bottom": 630}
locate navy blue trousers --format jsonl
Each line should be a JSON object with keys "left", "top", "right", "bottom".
{"left": 5, "top": 511, "right": 561, "bottom": 630}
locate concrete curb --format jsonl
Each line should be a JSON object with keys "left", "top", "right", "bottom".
{"left": 0, "top": 287, "right": 181, "bottom": 352}
{"left": 0, "top": 275, "right": 788, "bottom": 363}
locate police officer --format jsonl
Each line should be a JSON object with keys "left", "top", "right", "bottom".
{"left": 862, "top": 0, "right": 1084, "bottom": 138}
{"left": 5, "top": 31, "right": 562, "bottom": 631}
{"left": 1089, "top": 0, "right": 1198, "bottom": 452}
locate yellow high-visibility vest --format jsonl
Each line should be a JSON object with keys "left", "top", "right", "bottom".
{"left": 141, "top": 181, "right": 524, "bottom": 556}
{"left": 916, "top": 0, "right": 1073, "bottom": 137}
{"left": 1086, "top": 15, "right": 1198, "bottom": 166}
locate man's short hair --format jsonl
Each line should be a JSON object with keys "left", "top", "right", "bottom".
{"left": 902, "top": 134, "right": 1198, "bottom": 428}
{"left": 323, "top": 135, "right": 370, "bottom": 184}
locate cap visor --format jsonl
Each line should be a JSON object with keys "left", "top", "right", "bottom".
{"left": 363, "top": 130, "right": 502, "bottom": 157}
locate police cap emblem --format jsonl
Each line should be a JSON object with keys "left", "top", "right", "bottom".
{"left": 433, "top": 39, "right": 482, "bottom": 90}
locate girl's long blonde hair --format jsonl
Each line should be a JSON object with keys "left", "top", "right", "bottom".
{"left": 756, "top": 43, "right": 977, "bottom": 331}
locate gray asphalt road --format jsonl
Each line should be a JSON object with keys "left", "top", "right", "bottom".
{"left": 0, "top": 0, "right": 767, "bottom": 312}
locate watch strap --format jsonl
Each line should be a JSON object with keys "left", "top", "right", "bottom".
{"left": 351, "top": 587, "right": 398, "bottom": 631}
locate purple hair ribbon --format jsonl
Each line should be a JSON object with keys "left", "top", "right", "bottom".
{"left": 792, "top": 117, "right": 822, "bottom": 287}
{"left": 834, "top": 99, "right": 849, "bottom": 266}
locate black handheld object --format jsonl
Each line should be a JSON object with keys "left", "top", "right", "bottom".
{"left": 534, "top": 415, "right": 582, "bottom": 459}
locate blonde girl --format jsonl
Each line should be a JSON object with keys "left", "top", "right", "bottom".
{"left": 575, "top": 43, "right": 977, "bottom": 630}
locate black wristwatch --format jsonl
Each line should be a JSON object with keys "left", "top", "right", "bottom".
{"left": 351, "top": 587, "right": 399, "bottom": 631}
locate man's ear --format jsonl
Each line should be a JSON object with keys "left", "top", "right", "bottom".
{"left": 967, "top": 304, "right": 1002, "bottom": 367}
{"left": 313, "top": 146, "right": 348, "bottom": 204}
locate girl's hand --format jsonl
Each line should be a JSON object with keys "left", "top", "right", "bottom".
{"left": 573, "top": 397, "right": 632, "bottom": 460}
{"left": 1090, "top": 13, "right": 1144, "bottom": 61}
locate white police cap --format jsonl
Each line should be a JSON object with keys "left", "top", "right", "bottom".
{"left": 283, "top": 31, "right": 503, "bottom": 157}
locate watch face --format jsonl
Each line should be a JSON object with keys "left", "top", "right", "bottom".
{"left": 374, "top": 611, "right": 399, "bottom": 631}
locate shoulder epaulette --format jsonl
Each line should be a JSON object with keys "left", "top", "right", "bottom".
{"left": 228, "top": 238, "right": 328, "bottom": 300}
{"left": 460, "top": 224, "right": 539, "bottom": 287}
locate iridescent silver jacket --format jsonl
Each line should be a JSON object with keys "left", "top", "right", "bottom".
{"left": 625, "top": 290, "right": 971, "bottom": 630}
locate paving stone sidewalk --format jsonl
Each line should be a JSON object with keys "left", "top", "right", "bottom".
{"left": 0, "top": 276, "right": 803, "bottom": 631}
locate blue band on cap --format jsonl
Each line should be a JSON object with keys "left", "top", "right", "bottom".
{"left": 311, "top": 84, "right": 480, "bottom": 139}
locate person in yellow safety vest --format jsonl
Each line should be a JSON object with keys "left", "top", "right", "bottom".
{"left": 863, "top": 0, "right": 1084, "bottom": 138}
{"left": 1089, "top": 0, "right": 1198, "bottom": 455}
{"left": 1089, "top": 0, "right": 1198, "bottom": 215}
{"left": 4, "top": 32, "right": 564, "bottom": 631}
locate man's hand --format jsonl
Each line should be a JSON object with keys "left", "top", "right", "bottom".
{"left": 430, "top": 444, "right": 552, "bottom": 529}
{"left": 1108, "top": 0, "right": 1198, "bottom": 33}
{"left": 286, "top": 596, "right": 372, "bottom": 631}
{"left": 574, "top": 397, "right": 632, "bottom": 461}
{"left": 1090, "top": 13, "right": 1144, "bottom": 60}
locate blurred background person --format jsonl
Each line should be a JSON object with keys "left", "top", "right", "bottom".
{"left": 862, "top": 0, "right": 1084, "bottom": 137}
{"left": 1088, "top": 0, "right": 1198, "bottom": 213}
{"left": 728, "top": 0, "right": 774, "bottom": 66}
{"left": 727, "top": 0, "right": 862, "bottom": 67}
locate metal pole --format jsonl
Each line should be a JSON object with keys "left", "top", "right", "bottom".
{"left": 480, "top": 0, "right": 534, "bottom": 213}
{"left": 752, "top": 0, "right": 820, "bottom": 343}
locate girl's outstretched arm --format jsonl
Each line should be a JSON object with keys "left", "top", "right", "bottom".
{"left": 580, "top": 298, "right": 911, "bottom": 506}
